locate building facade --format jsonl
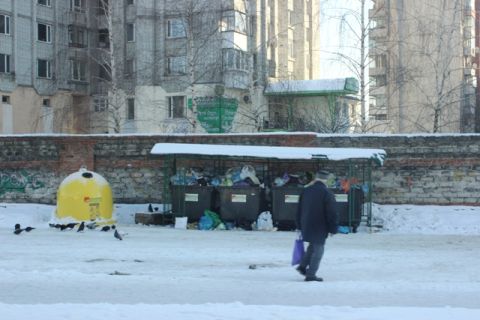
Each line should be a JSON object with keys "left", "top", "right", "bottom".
{"left": 368, "top": 0, "right": 478, "bottom": 133}
{"left": 0, "top": 0, "right": 320, "bottom": 134}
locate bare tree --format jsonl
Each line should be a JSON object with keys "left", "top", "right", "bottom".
{"left": 390, "top": 0, "right": 473, "bottom": 133}
{"left": 320, "top": 0, "right": 372, "bottom": 132}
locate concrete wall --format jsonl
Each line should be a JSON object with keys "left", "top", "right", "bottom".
{"left": 1, "top": 133, "right": 480, "bottom": 206}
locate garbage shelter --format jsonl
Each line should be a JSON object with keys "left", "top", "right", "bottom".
{"left": 150, "top": 143, "right": 386, "bottom": 231}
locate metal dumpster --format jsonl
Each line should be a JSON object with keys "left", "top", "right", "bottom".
{"left": 271, "top": 186, "right": 303, "bottom": 230}
{"left": 271, "top": 186, "right": 364, "bottom": 232}
{"left": 171, "top": 185, "right": 215, "bottom": 221}
{"left": 217, "top": 186, "right": 265, "bottom": 223}
{"left": 334, "top": 186, "right": 364, "bottom": 232}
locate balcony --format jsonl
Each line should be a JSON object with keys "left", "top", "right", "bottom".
{"left": 464, "top": 68, "right": 475, "bottom": 76}
{"left": 369, "top": 66, "right": 387, "bottom": 76}
{"left": 369, "top": 27, "right": 387, "bottom": 39}
{"left": 369, "top": 4, "right": 386, "bottom": 18}
{"left": 463, "top": 27, "right": 473, "bottom": 39}
{"left": 464, "top": 46, "right": 475, "bottom": 57}
{"left": 370, "top": 85, "right": 386, "bottom": 96}
{"left": 67, "top": 11, "right": 87, "bottom": 25}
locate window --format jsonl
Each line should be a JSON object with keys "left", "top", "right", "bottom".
{"left": 0, "top": 14, "right": 11, "bottom": 35}
{"left": 38, "top": 23, "right": 52, "bottom": 42}
{"left": 126, "top": 0, "right": 134, "bottom": 5}
{"left": 70, "top": 60, "right": 86, "bottom": 81}
{"left": 2, "top": 95, "right": 10, "bottom": 103}
{"left": 288, "top": 39, "right": 294, "bottom": 58}
{"left": 370, "top": 75, "right": 386, "bottom": 87}
{"left": 288, "top": 10, "right": 294, "bottom": 26}
{"left": 370, "top": 95, "right": 386, "bottom": 111}
{"left": 127, "top": 98, "right": 135, "bottom": 120}
{"left": 166, "top": 18, "right": 186, "bottom": 38}
{"left": 372, "top": 54, "right": 387, "bottom": 68}
{"left": 0, "top": 53, "right": 11, "bottom": 73}
{"left": 99, "top": 63, "right": 111, "bottom": 80}
{"left": 42, "top": 99, "right": 51, "bottom": 107}
{"left": 98, "top": 0, "right": 108, "bottom": 15}
{"left": 167, "top": 96, "right": 185, "bottom": 118}
{"left": 68, "top": 25, "right": 87, "bottom": 47}
{"left": 71, "top": 0, "right": 86, "bottom": 12}
{"left": 94, "top": 97, "right": 107, "bottom": 112}
{"left": 223, "top": 49, "right": 249, "bottom": 71}
{"left": 221, "top": 10, "right": 247, "bottom": 33}
{"left": 126, "top": 23, "right": 135, "bottom": 42}
{"left": 37, "top": 59, "right": 52, "bottom": 78}
{"left": 38, "top": 0, "right": 51, "bottom": 6}
{"left": 98, "top": 29, "right": 109, "bottom": 48}
{"left": 375, "top": 75, "right": 386, "bottom": 86}
{"left": 124, "top": 59, "right": 134, "bottom": 77}
{"left": 374, "top": 114, "right": 388, "bottom": 121}
{"left": 167, "top": 56, "right": 186, "bottom": 75}
{"left": 370, "top": 16, "right": 386, "bottom": 29}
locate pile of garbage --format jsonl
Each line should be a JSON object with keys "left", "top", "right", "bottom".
{"left": 170, "top": 165, "right": 262, "bottom": 187}
{"left": 188, "top": 209, "right": 275, "bottom": 232}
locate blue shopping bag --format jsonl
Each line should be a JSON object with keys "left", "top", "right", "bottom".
{"left": 291, "top": 236, "right": 305, "bottom": 266}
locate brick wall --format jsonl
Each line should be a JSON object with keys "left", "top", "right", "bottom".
{"left": 1, "top": 133, "right": 479, "bottom": 205}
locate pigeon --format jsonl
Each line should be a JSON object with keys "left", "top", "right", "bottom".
{"left": 77, "top": 222, "right": 85, "bottom": 232}
{"left": 14, "top": 228, "right": 24, "bottom": 235}
{"left": 65, "top": 223, "right": 78, "bottom": 230}
{"left": 25, "top": 227, "right": 35, "bottom": 232}
{"left": 100, "top": 226, "right": 111, "bottom": 232}
{"left": 15, "top": 223, "right": 21, "bottom": 230}
{"left": 86, "top": 222, "right": 98, "bottom": 230}
{"left": 148, "top": 204, "right": 153, "bottom": 212}
{"left": 60, "top": 224, "right": 68, "bottom": 231}
{"left": 111, "top": 225, "right": 116, "bottom": 230}
{"left": 114, "top": 229, "right": 123, "bottom": 240}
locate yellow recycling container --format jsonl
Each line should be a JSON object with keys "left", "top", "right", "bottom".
{"left": 56, "top": 168, "right": 114, "bottom": 223}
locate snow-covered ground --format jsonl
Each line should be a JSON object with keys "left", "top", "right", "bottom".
{"left": 1, "top": 203, "right": 480, "bottom": 319}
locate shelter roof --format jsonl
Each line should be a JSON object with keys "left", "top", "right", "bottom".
{"left": 150, "top": 143, "right": 386, "bottom": 166}
{"left": 264, "top": 77, "right": 359, "bottom": 96}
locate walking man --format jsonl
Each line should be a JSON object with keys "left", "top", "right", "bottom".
{"left": 296, "top": 170, "right": 338, "bottom": 281}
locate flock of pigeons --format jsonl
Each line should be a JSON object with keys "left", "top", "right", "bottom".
{"left": 14, "top": 221, "right": 124, "bottom": 240}
{"left": 11, "top": 203, "right": 158, "bottom": 239}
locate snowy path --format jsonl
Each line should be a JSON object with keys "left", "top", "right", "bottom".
{"left": 1, "top": 226, "right": 479, "bottom": 308}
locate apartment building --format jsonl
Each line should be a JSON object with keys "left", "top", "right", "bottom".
{"left": 0, "top": 0, "right": 320, "bottom": 134}
{"left": 368, "top": 0, "right": 478, "bottom": 133}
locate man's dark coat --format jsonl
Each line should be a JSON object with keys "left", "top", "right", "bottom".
{"left": 296, "top": 180, "right": 338, "bottom": 244}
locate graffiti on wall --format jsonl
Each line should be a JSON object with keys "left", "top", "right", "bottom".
{"left": 0, "top": 170, "right": 45, "bottom": 195}
{"left": 188, "top": 96, "right": 238, "bottom": 133}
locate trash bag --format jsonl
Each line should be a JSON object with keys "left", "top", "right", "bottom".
{"left": 198, "top": 215, "right": 214, "bottom": 230}
{"left": 240, "top": 165, "right": 260, "bottom": 185}
{"left": 337, "top": 225, "right": 350, "bottom": 234}
{"left": 204, "top": 209, "right": 222, "bottom": 229}
{"left": 257, "top": 211, "right": 273, "bottom": 231}
{"left": 273, "top": 172, "right": 290, "bottom": 187}
{"left": 226, "top": 167, "right": 242, "bottom": 183}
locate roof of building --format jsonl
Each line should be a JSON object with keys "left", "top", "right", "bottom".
{"left": 150, "top": 143, "right": 386, "bottom": 165}
{"left": 264, "top": 77, "right": 359, "bottom": 96}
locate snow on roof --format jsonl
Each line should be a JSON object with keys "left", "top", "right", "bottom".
{"left": 265, "top": 77, "right": 359, "bottom": 96}
{"left": 150, "top": 143, "right": 386, "bottom": 165}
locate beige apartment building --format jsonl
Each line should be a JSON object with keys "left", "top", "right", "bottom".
{"left": 0, "top": 0, "right": 320, "bottom": 134}
{"left": 368, "top": 0, "right": 478, "bottom": 133}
